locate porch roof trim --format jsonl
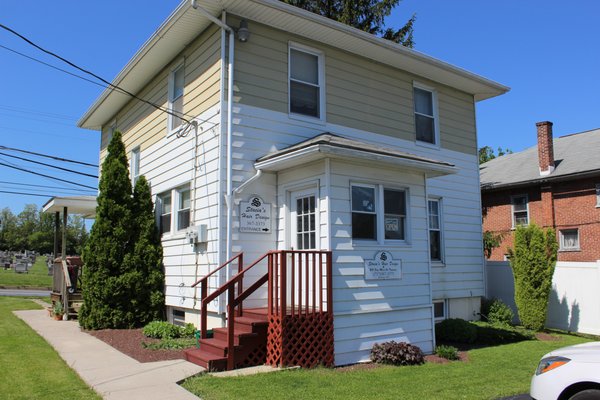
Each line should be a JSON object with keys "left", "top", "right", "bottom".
{"left": 42, "top": 196, "right": 97, "bottom": 218}
{"left": 254, "top": 133, "right": 458, "bottom": 177}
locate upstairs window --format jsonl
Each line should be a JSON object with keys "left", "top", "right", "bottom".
{"left": 159, "top": 193, "right": 172, "bottom": 235}
{"left": 351, "top": 184, "right": 407, "bottom": 242}
{"left": 289, "top": 44, "right": 324, "bottom": 119}
{"left": 131, "top": 147, "right": 140, "bottom": 187}
{"left": 511, "top": 195, "right": 529, "bottom": 227}
{"left": 168, "top": 64, "right": 184, "bottom": 132}
{"left": 413, "top": 84, "right": 437, "bottom": 145}
{"left": 560, "top": 229, "right": 579, "bottom": 251}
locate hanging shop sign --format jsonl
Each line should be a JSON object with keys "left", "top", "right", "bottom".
{"left": 364, "top": 251, "right": 402, "bottom": 280}
{"left": 240, "top": 196, "right": 271, "bottom": 233}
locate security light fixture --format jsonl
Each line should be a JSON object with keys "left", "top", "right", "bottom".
{"left": 237, "top": 20, "right": 250, "bottom": 42}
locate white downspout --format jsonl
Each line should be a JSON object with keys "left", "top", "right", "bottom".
{"left": 190, "top": 1, "right": 236, "bottom": 307}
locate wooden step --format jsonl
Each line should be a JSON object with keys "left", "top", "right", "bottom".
{"left": 184, "top": 348, "right": 227, "bottom": 371}
{"left": 212, "top": 327, "right": 258, "bottom": 344}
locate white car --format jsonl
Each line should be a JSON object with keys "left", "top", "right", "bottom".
{"left": 530, "top": 342, "right": 600, "bottom": 400}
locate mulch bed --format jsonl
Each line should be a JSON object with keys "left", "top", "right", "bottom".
{"left": 86, "top": 328, "right": 195, "bottom": 363}
{"left": 536, "top": 332, "right": 561, "bottom": 341}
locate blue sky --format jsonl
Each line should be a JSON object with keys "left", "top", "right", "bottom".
{"left": 1, "top": 0, "right": 599, "bottom": 214}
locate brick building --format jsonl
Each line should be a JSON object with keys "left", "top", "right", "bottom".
{"left": 481, "top": 122, "right": 600, "bottom": 261}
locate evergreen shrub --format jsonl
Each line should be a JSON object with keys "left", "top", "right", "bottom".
{"left": 435, "top": 318, "right": 477, "bottom": 344}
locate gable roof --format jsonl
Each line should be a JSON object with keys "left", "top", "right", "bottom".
{"left": 78, "top": 0, "right": 509, "bottom": 130}
{"left": 480, "top": 128, "right": 600, "bottom": 190}
{"left": 255, "top": 133, "right": 457, "bottom": 177}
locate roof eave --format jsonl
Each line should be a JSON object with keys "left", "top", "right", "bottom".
{"left": 481, "top": 168, "right": 600, "bottom": 192}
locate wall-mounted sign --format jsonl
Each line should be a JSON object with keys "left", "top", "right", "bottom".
{"left": 365, "top": 251, "right": 401, "bottom": 280}
{"left": 240, "top": 196, "right": 271, "bottom": 233}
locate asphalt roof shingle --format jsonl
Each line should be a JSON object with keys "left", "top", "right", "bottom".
{"left": 480, "top": 128, "right": 600, "bottom": 189}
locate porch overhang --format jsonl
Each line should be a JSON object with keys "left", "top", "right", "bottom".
{"left": 254, "top": 134, "right": 458, "bottom": 178}
{"left": 42, "top": 196, "right": 97, "bottom": 218}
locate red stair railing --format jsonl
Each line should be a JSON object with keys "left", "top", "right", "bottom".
{"left": 196, "top": 250, "right": 333, "bottom": 370}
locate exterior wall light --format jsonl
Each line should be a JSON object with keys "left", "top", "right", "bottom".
{"left": 237, "top": 20, "right": 250, "bottom": 42}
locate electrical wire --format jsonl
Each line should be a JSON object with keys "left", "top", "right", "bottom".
{"left": 0, "top": 151, "right": 98, "bottom": 178}
{"left": 0, "top": 27, "right": 219, "bottom": 130}
{"left": 0, "top": 145, "right": 98, "bottom": 167}
{"left": 0, "top": 190, "right": 62, "bottom": 198}
{"left": 0, "top": 162, "right": 96, "bottom": 190}
{"left": 0, "top": 180, "right": 96, "bottom": 192}
{"left": 0, "top": 23, "right": 191, "bottom": 125}
{"left": 0, "top": 103, "right": 77, "bottom": 121}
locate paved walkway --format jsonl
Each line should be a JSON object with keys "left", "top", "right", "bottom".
{"left": 14, "top": 309, "right": 205, "bottom": 400}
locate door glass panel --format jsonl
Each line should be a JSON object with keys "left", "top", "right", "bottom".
{"left": 294, "top": 194, "right": 317, "bottom": 250}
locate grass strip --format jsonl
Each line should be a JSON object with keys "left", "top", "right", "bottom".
{"left": 0, "top": 297, "right": 100, "bottom": 399}
{"left": 182, "top": 334, "right": 590, "bottom": 400}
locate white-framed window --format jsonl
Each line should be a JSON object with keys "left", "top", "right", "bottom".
{"left": 433, "top": 300, "right": 446, "bottom": 321}
{"left": 511, "top": 194, "right": 529, "bottom": 227}
{"left": 130, "top": 146, "right": 140, "bottom": 187}
{"left": 351, "top": 184, "right": 407, "bottom": 242}
{"left": 177, "top": 187, "right": 191, "bottom": 231}
{"left": 428, "top": 198, "right": 443, "bottom": 262}
{"left": 413, "top": 82, "right": 438, "bottom": 146}
{"left": 560, "top": 229, "right": 580, "bottom": 251}
{"left": 168, "top": 63, "right": 185, "bottom": 133}
{"left": 595, "top": 184, "right": 600, "bottom": 207}
{"left": 158, "top": 184, "right": 191, "bottom": 236}
{"left": 288, "top": 43, "right": 325, "bottom": 120}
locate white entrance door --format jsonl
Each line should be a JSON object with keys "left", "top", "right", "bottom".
{"left": 290, "top": 189, "right": 318, "bottom": 250}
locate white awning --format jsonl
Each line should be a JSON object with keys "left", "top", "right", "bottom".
{"left": 42, "top": 196, "right": 97, "bottom": 218}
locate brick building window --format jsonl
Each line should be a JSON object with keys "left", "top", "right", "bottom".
{"left": 559, "top": 229, "right": 579, "bottom": 251}
{"left": 511, "top": 195, "right": 529, "bottom": 227}
{"left": 596, "top": 184, "right": 600, "bottom": 207}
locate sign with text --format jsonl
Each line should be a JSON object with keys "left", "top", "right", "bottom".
{"left": 240, "top": 196, "right": 271, "bottom": 233}
{"left": 364, "top": 251, "right": 401, "bottom": 280}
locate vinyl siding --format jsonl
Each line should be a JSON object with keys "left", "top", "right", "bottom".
{"left": 229, "top": 15, "right": 477, "bottom": 155}
{"left": 100, "top": 25, "right": 222, "bottom": 161}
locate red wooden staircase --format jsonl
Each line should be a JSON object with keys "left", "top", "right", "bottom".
{"left": 185, "top": 308, "right": 268, "bottom": 371}
{"left": 184, "top": 251, "right": 334, "bottom": 371}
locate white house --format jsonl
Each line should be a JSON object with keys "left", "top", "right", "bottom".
{"left": 78, "top": 0, "right": 508, "bottom": 369}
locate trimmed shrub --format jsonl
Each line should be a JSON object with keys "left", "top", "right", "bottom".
{"left": 143, "top": 321, "right": 182, "bottom": 339}
{"left": 370, "top": 341, "right": 424, "bottom": 366}
{"left": 181, "top": 323, "right": 197, "bottom": 338}
{"left": 481, "top": 298, "right": 514, "bottom": 326}
{"left": 435, "top": 345, "right": 459, "bottom": 360}
{"left": 435, "top": 318, "right": 477, "bottom": 344}
{"left": 509, "top": 224, "right": 558, "bottom": 331}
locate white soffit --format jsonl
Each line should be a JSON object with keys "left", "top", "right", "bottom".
{"left": 78, "top": 0, "right": 509, "bottom": 130}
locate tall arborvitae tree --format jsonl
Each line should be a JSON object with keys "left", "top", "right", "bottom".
{"left": 79, "top": 131, "right": 134, "bottom": 329}
{"left": 508, "top": 224, "right": 558, "bottom": 331}
{"left": 280, "top": 0, "right": 416, "bottom": 47}
{"left": 125, "top": 175, "right": 165, "bottom": 325}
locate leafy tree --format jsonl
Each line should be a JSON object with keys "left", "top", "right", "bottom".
{"left": 0, "top": 208, "right": 18, "bottom": 250}
{"left": 79, "top": 131, "right": 134, "bottom": 329}
{"left": 483, "top": 230, "right": 503, "bottom": 259}
{"left": 281, "top": 0, "right": 416, "bottom": 47}
{"left": 508, "top": 224, "right": 558, "bottom": 331}
{"left": 479, "top": 146, "right": 513, "bottom": 164}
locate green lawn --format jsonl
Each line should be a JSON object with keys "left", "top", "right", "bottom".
{"left": 0, "top": 297, "right": 100, "bottom": 400}
{"left": 182, "top": 334, "right": 591, "bottom": 400}
{"left": 0, "top": 257, "right": 52, "bottom": 288}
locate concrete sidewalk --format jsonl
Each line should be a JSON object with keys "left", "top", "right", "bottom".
{"left": 15, "top": 309, "right": 205, "bottom": 400}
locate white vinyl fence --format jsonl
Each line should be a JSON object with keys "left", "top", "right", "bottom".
{"left": 486, "top": 260, "right": 600, "bottom": 335}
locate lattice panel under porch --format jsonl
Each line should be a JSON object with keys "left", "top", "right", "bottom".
{"left": 266, "top": 313, "right": 334, "bottom": 368}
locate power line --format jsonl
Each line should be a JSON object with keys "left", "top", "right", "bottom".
{"left": 0, "top": 190, "right": 61, "bottom": 198}
{"left": 0, "top": 151, "right": 98, "bottom": 178}
{"left": 0, "top": 103, "right": 77, "bottom": 121}
{"left": 0, "top": 145, "right": 98, "bottom": 167}
{"left": 0, "top": 23, "right": 192, "bottom": 125}
{"left": 0, "top": 162, "right": 97, "bottom": 190}
{"left": 0, "top": 180, "right": 96, "bottom": 192}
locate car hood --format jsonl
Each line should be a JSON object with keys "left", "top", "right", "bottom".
{"left": 545, "top": 342, "right": 600, "bottom": 363}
